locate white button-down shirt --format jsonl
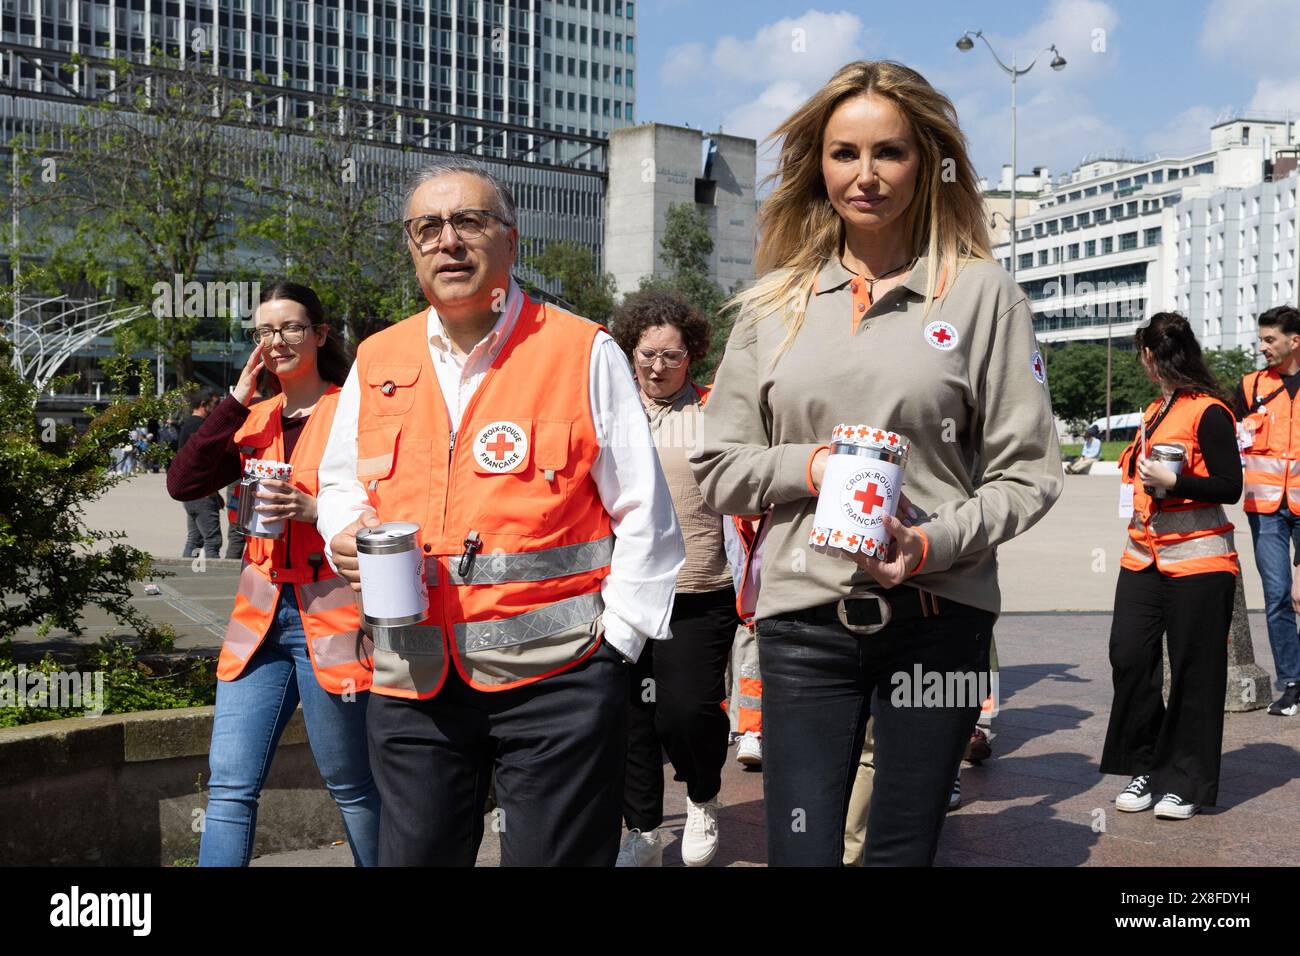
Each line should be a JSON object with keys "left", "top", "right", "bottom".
{"left": 316, "top": 278, "right": 685, "bottom": 662}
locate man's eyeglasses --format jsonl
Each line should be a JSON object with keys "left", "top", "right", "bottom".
{"left": 249, "top": 323, "right": 315, "bottom": 346}
{"left": 634, "top": 347, "right": 689, "bottom": 368}
{"left": 403, "top": 209, "right": 513, "bottom": 251}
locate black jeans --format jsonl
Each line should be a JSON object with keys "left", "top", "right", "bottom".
{"left": 1100, "top": 565, "right": 1233, "bottom": 806}
{"left": 624, "top": 586, "right": 739, "bottom": 831}
{"left": 182, "top": 495, "right": 223, "bottom": 559}
{"left": 758, "top": 594, "right": 994, "bottom": 866}
{"left": 366, "top": 639, "right": 629, "bottom": 866}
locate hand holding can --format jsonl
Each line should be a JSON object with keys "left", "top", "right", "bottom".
{"left": 808, "top": 424, "right": 910, "bottom": 559}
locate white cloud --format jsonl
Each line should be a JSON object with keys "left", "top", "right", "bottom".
{"left": 935, "top": 0, "right": 1126, "bottom": 182}
{"left": 720, "top": 80, "right": 811, "bottom": 146}
{"left": 1200, "top": 0, "right": 1300, "bottom": 75}
{"left": 709, "top": 12, "right": 867, "bottom": 86}
{"left": 1248, "top": 74, "right": 1300, "bottom": 114}
{"left": 659, "top": 41, "right": 707, "bottom": 90}
{"left": 1142, "top": 104, "right": 1227, "bottom": 157}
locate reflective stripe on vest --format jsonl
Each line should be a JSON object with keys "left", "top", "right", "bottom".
{"left": 1239, "top": 367, "right": 1300, "bottom": 515}
{"left": 219, "top": 389, "right": 371, "bottom": 693}
{"left": 456, "top": 591, "right": 604, "bottom": 653}
{"left": 1123, "top": 506, "right": 1235, "bottom": 571}
{"left": 220, "top": 563, "right": 281, "bottom": 664}
{"left": 446, "top": 535, "right": 614, "bottom": 586}
{"left": 1120, "top": 392, "right": 1238, "bottom": 577}
{"left": 1243, "top": 454, "right": 1287, "bottom": 510}
{"left": 353, "top": 296, "right": 612, "bottom": 698}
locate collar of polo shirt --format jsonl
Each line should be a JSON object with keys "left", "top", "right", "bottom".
{"left": 811, "top": 254, "right": 936, "bottom": 298}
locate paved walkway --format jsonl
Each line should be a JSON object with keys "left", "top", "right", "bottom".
{"left": 16, "top": 472, "right": 1300, "bottom": 866}
{"left": 250, "top": 611, "right": 1299, "bottom": 867}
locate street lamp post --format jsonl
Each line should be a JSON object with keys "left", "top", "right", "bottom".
{"left": 956, "top": 31, "right": 1066, "bottom": 281}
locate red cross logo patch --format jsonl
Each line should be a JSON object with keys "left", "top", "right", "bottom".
{"left": 472, "top": 421, "right": 529, "bottom": 474}
{"left": 924, "top": 321, "right": 959, "bottom": 351}
{"left": 1030, "top": 350, "right": 1046, "bottom": 384}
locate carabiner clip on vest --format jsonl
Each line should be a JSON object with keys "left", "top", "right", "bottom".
{"left": 458, "top": 530, "right": 483, "bottom": 579}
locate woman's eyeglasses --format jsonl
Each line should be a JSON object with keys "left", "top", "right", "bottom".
{"left": 249, "top": 323, "right": 314, "bottom": 346}
{"left": 634, "top": 347, "right": 689, "bottom": 368}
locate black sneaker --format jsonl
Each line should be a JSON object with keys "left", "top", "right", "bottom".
{"left": 1115, "top": 774, "right": 1153, "bottom": 812}
{"left": 1154, "top": 793, "right": 1199, "bottom": 820}
{"left": 1268, "top": 682, "right": 1300, "bottom": 717}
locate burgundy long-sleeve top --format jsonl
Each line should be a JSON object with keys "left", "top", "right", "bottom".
{"left": 166, "top": 395, "right": 307, "bottom": 501}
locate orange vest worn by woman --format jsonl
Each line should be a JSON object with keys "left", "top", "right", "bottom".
{"left": 353, "top": 299, "right": 614, "bottom": 699}
{"left": 221, "top": 386, "right": 372, "bottom": 694}
{"left": 1118, "top": 392, "right": 1240, "bottom": 578}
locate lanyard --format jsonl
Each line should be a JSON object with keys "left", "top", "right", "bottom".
{"left": 1127, "top": 391, "right": 1182, "bottom": 482}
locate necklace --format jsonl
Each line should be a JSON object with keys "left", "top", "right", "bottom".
{"left": 844, "top": 255, "right": 918, "bottom": 304}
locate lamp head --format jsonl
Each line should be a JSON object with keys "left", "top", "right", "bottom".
{"left": 956, "top": 34, "right": 974, "bottom": 51}
{"left": 1049, "top": 45, "right": 1067, "bottom": 71}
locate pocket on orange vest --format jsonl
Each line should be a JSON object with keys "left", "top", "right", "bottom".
{"left": 357, "top": 423, "right": 402, "bottom": 485}
{"left": 364, "top": 363, "right": 421, "bottom": 417}
{"left": 464, "top": 418, "right": 572, "bottom": 536}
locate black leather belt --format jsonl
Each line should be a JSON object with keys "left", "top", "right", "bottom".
{"left": 780, "top": 587, "right": 944, "bottom": 635}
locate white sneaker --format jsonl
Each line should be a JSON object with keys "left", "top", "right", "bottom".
{"left": 681, "top": 797, "right": 721, "bottom": 867}
{"left": 1153, "top": 793, "right": 1199, "bottom": 820}
{"left": 1115, "top": 774, "right": 1154, "bottom": 812}
{"left": 736, "top": 732, "right": 762, "bottom": 767}
{"left": 615, "top": 828, "right": 663, "bottom": 867}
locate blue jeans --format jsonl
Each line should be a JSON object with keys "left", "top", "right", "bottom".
{"left": 199, "top": 587, "right": 381, "bottom": 866}
{"left": 1247, "top": 510, "right": 1300, "bottom": 687}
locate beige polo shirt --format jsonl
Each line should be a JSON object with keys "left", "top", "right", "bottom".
{"left": 688, "top": 253, "right": 1063, "bottom": 618}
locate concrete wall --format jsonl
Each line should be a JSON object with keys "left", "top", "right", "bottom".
{"left": 605, "top": 122, "right": 757, "bottom": 298}
{"left": 0, "top": 707, "right": 344, "bottom": 866}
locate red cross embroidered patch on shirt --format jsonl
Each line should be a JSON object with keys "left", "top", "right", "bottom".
{"left": 1030, "top": 350, "right": 1046, "bottom": 384}
{"left": 924, "top": 321, "right": 959, "bottom": 351}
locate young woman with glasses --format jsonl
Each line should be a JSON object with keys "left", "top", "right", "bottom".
{"left": 166, "top": 280, "right": 380, "bottom": 866}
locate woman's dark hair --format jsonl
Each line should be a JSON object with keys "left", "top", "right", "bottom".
{"left": 253, "top": 280, "right": 352, "bottom": 395}
{"left": 610, "top": 288, "right": 712, "bottom": 370}
{"left": 1134, "top": 312, "right": 1227, "bottom": 404}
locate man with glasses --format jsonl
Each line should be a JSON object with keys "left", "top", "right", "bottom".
{"left": 316, "top": 157, "right": 685, "bottom": 866}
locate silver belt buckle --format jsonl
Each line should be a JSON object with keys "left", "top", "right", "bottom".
{"left": 836, "top": 592, "right": 892, "bottom": 635}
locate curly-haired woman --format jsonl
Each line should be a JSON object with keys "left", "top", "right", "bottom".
{"left": 610, "top": 287, "right": 744, "bottom": 867}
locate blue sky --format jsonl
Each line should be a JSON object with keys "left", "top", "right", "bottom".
{"left": 634, "top": 0, "right": 1300, "bottom": 186}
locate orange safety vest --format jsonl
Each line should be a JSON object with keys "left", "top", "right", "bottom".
{"left": 696, "top": 381, "right": 761, "bottom": 734}
{"left": 1117, "top": 391, "right": 1239, "bottom": 578}
{"left": 220, "top": 387, "right": 373, "bottom": 694}
{"left": 353, "top": 295, "right": 614, "bottom": 699}
{"left": 1239, "top": 367, "right": 1300, "bottom": 514}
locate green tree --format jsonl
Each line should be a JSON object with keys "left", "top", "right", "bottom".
{"left": 0, "top": 335, "right": 179, "bottom": 644}
{"left": 1045, "top": 342, "right": 1157, "bottom": 432}
{"left": 636, "top": 203, "right": 734, "bottom": 382}
{"left": 1204, "top": 345, "right": 1257, "bottom": 401}
{"left": 239, "top": 90, "right": 420, "bottom": 344}
{"left": 523, "top": 240, "right": 617, "bottom": 323}
{"left": 8, "top": 49, "right": 261, "bottom": 387}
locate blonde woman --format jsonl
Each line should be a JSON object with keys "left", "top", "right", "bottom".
{"left": 690, "top": 60, "right": 1062, "bottom": 866}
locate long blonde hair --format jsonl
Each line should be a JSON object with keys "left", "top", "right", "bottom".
{"left": 728, "top": 60, "right": 994, "bottom": 358}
